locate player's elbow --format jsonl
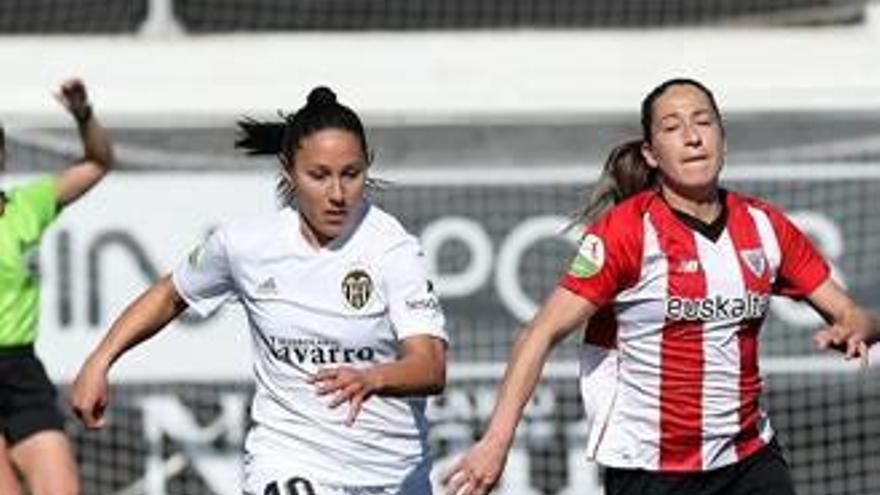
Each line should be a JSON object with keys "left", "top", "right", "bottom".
{"left": 427, "top": 364, "right": 447, "bottom": 395}
{"left": 92, "top": 148, "right": 116, "bottom": 172}
{"left": 417, "top": 355, "right": 446, "bottom": 396}
{"left": 404, "top": 335, "right": 448, "bottom": 395}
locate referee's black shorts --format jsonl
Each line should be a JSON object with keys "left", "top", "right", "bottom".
{"left": 0, "top": 345, "right": 66, "bottom": 445}
{"left": 604, "top": 439, "right": 797, "bottom": 495}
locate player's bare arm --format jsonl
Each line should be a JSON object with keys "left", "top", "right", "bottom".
{"left": 443, "top": 287, "right": 597, "bottom": 495}
{"left": 71, "top": 275, "right": 188, "bottom": 428}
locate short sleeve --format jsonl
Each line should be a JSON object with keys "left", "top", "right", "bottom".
{"left": 381, "top": 238, "right": 447, "bottom": 343}
{"left": 171, "top": 229, "right": 235, "bottom": 317}
{"left": 559, "top": 209, "right": 642, "bottom": 308}
{"left": 7, "top": 177, "right": 59, "bottom": 244}
{"left": 769, "top": 209, "right": 830, "bottom": 298}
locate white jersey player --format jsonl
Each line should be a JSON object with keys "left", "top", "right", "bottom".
{"left": 71, "top": 87, "right": 448, "bottom": 495}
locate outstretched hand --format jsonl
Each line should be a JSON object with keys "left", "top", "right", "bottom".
{"left": 309, "top": 366, "right": 378, "bottom": 426}
{"left": 813, "top": 323, "right": 873, "bottom": 367}
{"left": 441, "top": 438, "right": 509, "bottom": 495}
{"left": 54, "top": 78, "right": 92, "bottom": 123}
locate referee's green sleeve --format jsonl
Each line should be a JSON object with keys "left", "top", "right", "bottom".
{"left": 11, "top": 177, "right": 60, "bottom": 243}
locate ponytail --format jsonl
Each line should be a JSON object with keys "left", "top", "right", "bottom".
{"left": 235, "top": 117, "right": 285, "bottom": 155}
{"left": 571, "top": 139, "right": 655, "bottom": 228}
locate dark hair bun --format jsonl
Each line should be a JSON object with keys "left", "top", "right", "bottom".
{"left": 307, "top": 86, "right": 337, "bottom": 107}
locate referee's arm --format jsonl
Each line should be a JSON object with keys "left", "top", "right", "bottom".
{"left": 53, "top": 78, "right": 115, "bottom": 208}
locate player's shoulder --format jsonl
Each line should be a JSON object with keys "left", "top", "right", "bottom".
{"left": 615, "top": 189, "right": 657, "bottom": 216}
{"left": 357, "top": 202, "right": 419, "bottom": 251}
{"left": 211, "top": 209, "right": 291, "bottom": 252}
{"left": 730, "top": 190, "right": 775, "bottom": 211}
{"left": 590, "top": 189, "right": 656, "bottom": 233}
{"left": 727, "top": 189, "right": 788, "bottom": 220}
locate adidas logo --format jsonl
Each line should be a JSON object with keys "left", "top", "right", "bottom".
{"left": 256, "top": 277, "right": 277, "bottom": 295}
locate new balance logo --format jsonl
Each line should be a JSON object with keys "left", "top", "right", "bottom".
{"left": 671, "top": 258, "right": 701, "bottom": 274}
{"left": 256, "top": 277, "right": 277, "bottom": 295}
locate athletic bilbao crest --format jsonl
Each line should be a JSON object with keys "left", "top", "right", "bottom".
{"left": 569, "top": 233, "right": 605, "bottom": 278}
{"left": 740, "top": 248, "right": 766, "bottom": 277}
{"left": 342, "top": 269, "right": 373, "bottom": 310}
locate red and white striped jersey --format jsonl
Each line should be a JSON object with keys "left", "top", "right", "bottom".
{"left": 560, "top": 189, "right": 829, "bottom": 472}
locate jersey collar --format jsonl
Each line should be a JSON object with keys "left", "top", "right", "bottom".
{"left": 285, "top": 200, "right": 371, "bottom": 256}
{"left": 657, "top": 188, "right": 729, "bottom": 243}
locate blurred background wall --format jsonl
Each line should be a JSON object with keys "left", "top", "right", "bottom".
{"left": 1, "top": 1, "right": 879, "bottom": 494}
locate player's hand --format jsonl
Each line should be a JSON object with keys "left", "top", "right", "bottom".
{"left": 53, "top": 78, "right": 92, "bottom": 123}
{"left": 441, "top": 437, "right": 509, "bottom": 495}
{"left": 813, "top": 323, "right": 873, "bottom": 367}
{"left": 70, "top": 358, "right": 111, "bottom": 428}
{"left": 309, "top": 366, "right": 378, "bottom": 426}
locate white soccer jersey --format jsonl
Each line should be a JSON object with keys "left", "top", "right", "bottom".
{"left": 172, "top": 201, "right": 446, "bottom": 489}
{"left": 561, "top": 190, "right": 829, "bottom": 472}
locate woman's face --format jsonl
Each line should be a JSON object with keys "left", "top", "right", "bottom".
{"left": 642, "top": 83, "right": 725, "bottom": 198}
{"left": 287, "top": 128, "right": 367, "bottom": 245}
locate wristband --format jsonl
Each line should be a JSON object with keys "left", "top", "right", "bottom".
{"left": 73, "top": 103, "right": 93, "bottom": 125}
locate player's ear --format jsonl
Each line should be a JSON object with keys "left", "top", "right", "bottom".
{"left": 641, "top": 141, "right": 660, "bottom": 170}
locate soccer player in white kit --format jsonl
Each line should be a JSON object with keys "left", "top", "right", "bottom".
{"left": 443, "top": 79, "right": 879, "bottom": 495}
{"left": 71, "top": 87, "right": 448, "bottom": 495}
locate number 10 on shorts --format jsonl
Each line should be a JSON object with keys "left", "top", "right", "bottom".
{"left": 264, "top": 477, "right": 315, "bottom": 495}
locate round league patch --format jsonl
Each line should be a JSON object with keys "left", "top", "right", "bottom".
{"left": 569, "top": 233, "right": 605, "bottom": 278}
{"left": 187, "top": 244, "right": 205, "bottom": 269}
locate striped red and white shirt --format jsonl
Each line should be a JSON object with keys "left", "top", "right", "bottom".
{"left": 561, "top": 189, "right": 829, "bottom": 472}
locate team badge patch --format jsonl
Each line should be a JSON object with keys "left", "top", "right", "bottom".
{"left": 187, "top": 244, "right": 204, "bottom": 269}
{"left": 342, "top": 269, "right": 373, "bottom": 310}
{"left": 740, "top": 248, "right": 766, "bottom": 277}
{"left": 569, "top": 233, "right": 605, "bottom": 278}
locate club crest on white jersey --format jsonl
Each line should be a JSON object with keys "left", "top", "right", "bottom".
{"left": 341, "top": 268, "right": 373, "bottom": 310}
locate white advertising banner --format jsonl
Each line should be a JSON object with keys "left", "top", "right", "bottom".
{"left": 26, "top": 171, "right": 279, "bottom": 382}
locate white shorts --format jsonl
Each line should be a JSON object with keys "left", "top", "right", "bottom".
{"left": 242, "top": 461, "right": 432, "bottom": 495}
